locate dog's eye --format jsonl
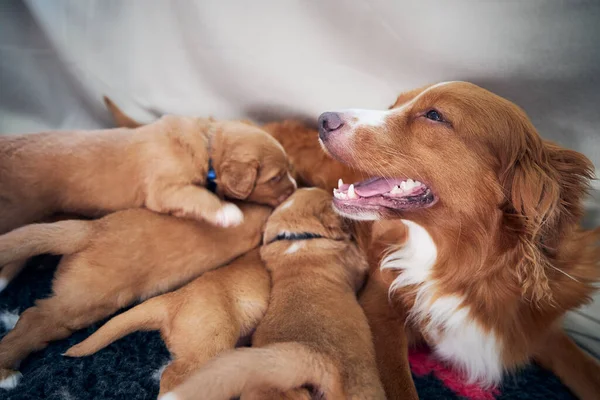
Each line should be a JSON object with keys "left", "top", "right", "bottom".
{"left": 270, "top": 174, "right": 282, "bottom": 183}
{"left": 425, "top": 110, "right": 443, "bottom": 122}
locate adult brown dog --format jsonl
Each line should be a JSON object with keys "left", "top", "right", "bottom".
{"left": 272, "top": 81, "right": 600, "bottom": 399}
{"left": 0, "top": 202, "right": 271, "bottom": 389}
{"left": 161, "top": 188, "right": 385, "bottom": 400}
{"left": 65, "top": 248, "right": 270, "bottom": 395}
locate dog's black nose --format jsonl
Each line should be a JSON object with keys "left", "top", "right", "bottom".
{"left": 318, "top": 112, "right": 343, "bottom": 141}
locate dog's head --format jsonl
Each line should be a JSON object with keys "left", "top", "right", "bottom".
{"left": 319, "top": 81, "right": 592, "bottom": 226}
{"left": 261, "top": 187, "right": 368, "bottom": 287}
{"left": 211, "top": 121, "right": 297, "bottom": 207}
{"left": 318, "top": 81, "right": 595, "bottom": 302}
{"left": 262, "top": 188, "right": 350, "bottom": 246}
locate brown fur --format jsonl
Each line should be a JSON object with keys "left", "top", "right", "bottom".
{"left": 0, "top": 202, "right": 271, "bottom": 383}
{"left": 266, "top": 83, "right": 600, "bottom": 399}
{"left": 262, "top": 120, "right": 367, "bottom": 190}
{"left": 64, "top": 248, "right": 270, "bottom": 395}
{"left": 104, "top": 97, "right": 348, "bottom": 190}
{"left": 359, "top": 220, "right": 420, "bottom": 400}
{"left": 103, "top": 96, "right": 144, "bottom": 129}
{"left": 0, "top": 114, "right": 294, "bottom": 234}
{"left": 0, "top": 213, "right": 90, "bottom": 287}
{"left": 164, "top": 188, "right": 385, "bottom": 400}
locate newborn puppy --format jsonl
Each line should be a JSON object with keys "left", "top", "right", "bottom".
{"left": 65, "top": 248, "right": 270, "bottom": 395}
{"left": 0, "top": 202, "right": 271, "bottom": 388}
{"left": 0, "top": 115, "right": 295, "bottom": 234}
{"left": 161, "top": 188, "right": 385, "bottom": 400}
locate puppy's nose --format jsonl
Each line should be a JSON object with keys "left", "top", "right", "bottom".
{"left": 318, "top": 112, "right": 344, "bottom": 141}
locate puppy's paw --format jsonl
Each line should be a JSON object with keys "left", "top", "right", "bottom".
{"left": 0, "top": 369, "right": 22, "bottom": 390}
{"left": 214, "top": 203, "right": 244, "bottom": 227}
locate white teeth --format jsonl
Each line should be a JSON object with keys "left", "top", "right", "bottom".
{"left": 333, "top": 189, "right": 346, "bottom": 199}
{"left": 404, "top": 179, "right": 416, "bottom": 191}
{"left": 390, "top": 185, "right": 403, "bottom": 195}
{"left": 400, "top": 181, "right": 407, "bottom": 190}
{"left": 348, "top": 184, "right": 357, "bottom": 199}
{"left": 338, "top": 178, "right": 343, "bottom": 189}
{"left": 415, "top": 180, "right": 422, "bottom": 187}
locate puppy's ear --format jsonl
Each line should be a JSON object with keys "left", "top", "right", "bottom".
{"left": 219, "top": 160, "right": 259, "bottom": 199}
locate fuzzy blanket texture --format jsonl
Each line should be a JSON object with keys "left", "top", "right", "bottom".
{"left": 0, "top": 256, "right": 578, "bottom": 400}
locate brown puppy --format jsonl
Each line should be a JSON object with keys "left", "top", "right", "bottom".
{"left": 104, "top": 97, "right": 326, "bottom": 189}
{"left": 161, "top": 188, "right": 385, "bottom": 400}
{"left": 0, "top": 202, "right": 271, "bottom": 389}
{"left": 0, "top": 115, "right": 295, "bottom": 234}
{"left": 64, "top": 248, "right": 270, "bottom": 395}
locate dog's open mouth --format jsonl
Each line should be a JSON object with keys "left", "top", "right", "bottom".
{"left": 332, "top": 177, "right": 436, "bottom": 214}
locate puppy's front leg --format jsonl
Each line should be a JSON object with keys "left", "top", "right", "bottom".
{"left": 359, "top": 271, "right": 419, "bottom": 400}
{"left": 534, "top": 329, "right": 600, "bottom": 400}
{"left": 146, "top": 184, "right": 243, "bottom": 227}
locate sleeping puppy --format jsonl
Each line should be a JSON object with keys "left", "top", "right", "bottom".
{"left": 0, "top": 115, "right": 295, "bottom": 234}
{"left": 161, "top": 188, "right": 385, "bottom": 400}
{"left": 64, "top": 248, "right": 270, "bottom": 395}
{"left": 105, "top": 96, "right": 361, "bottom": 191}
{"left": 0, "top": 202, "right": 271, "bottom": 389}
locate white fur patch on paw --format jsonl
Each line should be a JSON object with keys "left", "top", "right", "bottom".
{"left": 0, "top": 371, "right": 22, "bottom": 390}
{"left": 159, "top": 392, "right": 179, "bottom": 400}
{"left": 0, "top": 310, "right": 19, "bottom": 331}
{"left": 0, "top": 279, "right": 8, "bottom": 293}
{"left": 215, "top": 203, "right": 244, "bottom": 227}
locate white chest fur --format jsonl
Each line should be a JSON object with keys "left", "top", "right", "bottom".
{"left": 380, "top": 220, "right": 503, "bottom": 387}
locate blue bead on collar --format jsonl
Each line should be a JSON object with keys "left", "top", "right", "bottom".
{"left": 206, "top": 159, "right": 217, "bottom": 193}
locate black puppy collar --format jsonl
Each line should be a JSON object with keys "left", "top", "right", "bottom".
{"left": 268, "top": 232, "right": 324, "bottom": 244}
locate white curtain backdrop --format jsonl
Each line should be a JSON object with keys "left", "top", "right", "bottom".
{"left": 1, "top": 0, "right": 599, "bottom": 358}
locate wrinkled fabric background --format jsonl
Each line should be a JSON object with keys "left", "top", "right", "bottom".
{"left": 0, "top": 0, "right": 599, "bottom": 360}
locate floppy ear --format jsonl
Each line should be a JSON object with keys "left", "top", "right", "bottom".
{"left": 218, "top": 160, "right": 259, "bottom": 200}
{"left": 545, "top": 142, "right": 594, "bottom": 226}
{"left": 501, "top": 129, "right": 593, "bottom": 303}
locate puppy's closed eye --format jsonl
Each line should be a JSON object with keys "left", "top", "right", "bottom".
{"left": 269, "top": 174, "right": 282, "bottom": 184}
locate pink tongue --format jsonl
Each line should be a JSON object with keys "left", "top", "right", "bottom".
{"left": 354, "top": 178, "right": 402, "bottom": 197}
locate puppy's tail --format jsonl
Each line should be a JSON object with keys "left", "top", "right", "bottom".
{"left": 0, "top": 220, "right": 94, "bottom": 266}
{"left": 162, "top": 342, "right": 346, "bottom": 400}
{"left": 103, "top": 96, "right": 143, "bottom": 128}
{"left": 65, "top": 297, "right": 166, "bottom": 357}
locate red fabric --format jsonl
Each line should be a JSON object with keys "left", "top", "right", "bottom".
{"left": 409, "top": 348, "right": 501, "bottom": 400}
